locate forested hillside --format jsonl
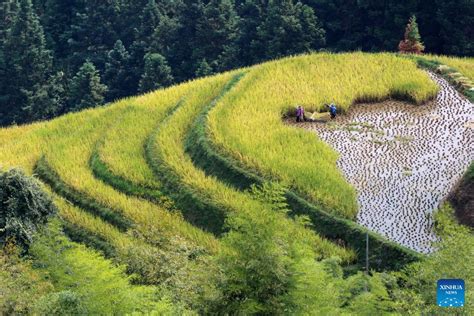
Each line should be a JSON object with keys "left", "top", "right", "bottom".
{"left": 0, "top": 0, "right": 472, "bottom": 126}
{"left": 1, "top": 52, "right": 473, "bottom": 314}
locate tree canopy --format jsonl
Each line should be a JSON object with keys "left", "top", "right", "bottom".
{"left": 0, "top": 0, "right": 471, "bottom": 126}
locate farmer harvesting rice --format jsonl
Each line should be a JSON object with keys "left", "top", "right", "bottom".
{"left": 296, "top": 105, "right": 305, "bottom": 122}
{"left": 327, "top": 103, "right": 337, "bottom": 119}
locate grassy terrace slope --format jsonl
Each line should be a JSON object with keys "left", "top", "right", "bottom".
{"left": 146, "top": 71, "right": 353, "bottom": 261}
{"left": 0, "top": 89, "right": 219, "bottom": 257}
{"left": 432, "top": 55, "right": 474, "bottom": 80}
{"left": 209, "top": 53, "right": 438, "bottom": 218}
{"left": 1, "top": 52, "right": 450, "bottom": 272}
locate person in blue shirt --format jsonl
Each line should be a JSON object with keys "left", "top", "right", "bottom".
{"left": 327, "top": 103, "right": 337, "bottom": 119}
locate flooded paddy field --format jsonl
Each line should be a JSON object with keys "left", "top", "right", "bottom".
{"left": 291, "top": 73, "right": 474, "bottom": 253}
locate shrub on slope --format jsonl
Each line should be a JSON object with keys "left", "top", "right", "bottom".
{"left": 0, "top": 168, "right": 56, "bottom": 249}
{"left": 30, "top": 220, "right": 187, "bottom": 315}
{"left": 0, "top": 245, "right": 53, "bottom": 314}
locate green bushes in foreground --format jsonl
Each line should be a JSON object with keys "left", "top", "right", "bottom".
{"left": 0, "top": 244, "right": 53, "bottom": 315}
{"left": 1, "top": 179, "right": 472, "bottom": 315}
{"left": 398, "top": 204, "right": 474, "bottom": 315}
{"left": 209, "top": 185, "right": 474, "bottom": 315}
{"left": 211, "top": 182, "right": 341, "bottom": 314}
{"left": 208, "top": 182, "right": 425, "bottom": 315}
{"left": 29, "top": 220, "right": 188, "bottom": 315}
{"left": 54, "top": 192, "right": 218, "bottom": 313}
{"left": 0, "top": 168, "right": 57, "bottom": 250}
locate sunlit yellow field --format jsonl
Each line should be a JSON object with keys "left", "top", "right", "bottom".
{"left": 4, "top": 52, "right": 469, "bottom": 269}
{"left": 431, "top": 55, "right": 474, "bottom": 80}
{"left": 208, "top": 52, "right": 439, "bottom": 218}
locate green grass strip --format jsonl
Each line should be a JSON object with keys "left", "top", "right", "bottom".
{"left": 35, "top": 156, "right": 133, "bottom": 232}
{"left": 145, "top": 74, "right": 245, "bottom": 235}
{"left": 89, "top": 100, "right": 184, "bottom": 210}
{"left": 185, "top": 78, "right": 422, "bottom": 271}
{"left": 62, "top": 220, "right": 117, "bottom": 257}
{"left": 409, "top": 55, "right": 474, "bottom": 102}
{"left": 90, "top": 143, "right": 177, "bottom": 210}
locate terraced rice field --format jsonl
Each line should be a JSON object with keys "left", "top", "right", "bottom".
{"left": 430, "top": 55, "right": 474, "bottom": 81}
{"left": 3, "top": 52, "right": 471, "bottom": 274}
{"left": 290, "top": 73, "right": 474, "bottom": 253}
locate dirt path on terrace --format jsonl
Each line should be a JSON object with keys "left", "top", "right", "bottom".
{"left": 288, "top": 73, "right": 474, "bottom": 253}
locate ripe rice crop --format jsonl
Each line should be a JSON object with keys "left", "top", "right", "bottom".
{"left": 98, "top": 83, "right": 190, "bottom": 188}
{"left": 149, "top": 71, "right": 355, "bottom": 262}
{"left": 0, "top": 91, "right": 219, "bottom": 254}
{"left": 208, "top": 52, "right": 439, "bottom": 218}
{"left": 1, "top": 52, "right": 442, "bottom": 270}
{"left": 431, "top": 55, "right": 474, "bottom": 81}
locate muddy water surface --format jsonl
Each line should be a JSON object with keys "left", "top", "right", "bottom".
{"left": 290, "top": 73, "right": 474, "bottom": 253}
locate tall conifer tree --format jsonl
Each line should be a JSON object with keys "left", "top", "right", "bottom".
{"left": 1, "top": 0, "right": 52, "bottom": 125}
{"left": 104, "top": 40, "right": 134, "bottom": 100}
{"left": 398, "top": 15, "right": 425, "bottom": 54}
{"left": 195, "top": 0, "right": 240, "bottom": 72}
{"left": 138, "top": 53, "right": 173, "bottom": 93}
{"left": 69, "top": 60, "right": 107, "bottom": 111}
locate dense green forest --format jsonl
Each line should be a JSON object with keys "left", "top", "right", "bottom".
{"left": 0, "top": 0, "right": 472, "bottom": 126}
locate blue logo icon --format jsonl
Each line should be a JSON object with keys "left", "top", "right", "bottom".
{"left": 437, "top": 279, "right": 465, "bottom": 307}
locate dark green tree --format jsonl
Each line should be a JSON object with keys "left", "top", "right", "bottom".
{"left": 0, "top": 0, "right": 53, "bottom": 125}
{"left": 138, "top": 53, "right": 173, "bottom": 93}
{"left": 435, "top": 0, "right": 474, "bottom": 56}
{"left": 39, "top": 0, "right": 81, "bottom": 61}
{"left": 104, "top": 40, "right": 135, "bottom": 100}
{"left": 148, "top": 12, "right": 181, "bottom": 61}
{"left": 150, "top": 0, "right": 205, "bottom": 81}
{"left": 398, "top": 15, "right": 425, "bottom": 54}
{"left": 0, "top": 168, "right": 57, "bottom": 250}
{"left": 67, "top": 0, "right": 120, "bottom": 71}
{"left": 69, "top": 60, "right": 107, "bottom": 111}
{"left": 257, "top": 0, "right": 325, "bottom": 60}
{"left": 235, "top": 0, "right": 265, "bottom": 65}
{"left": 25, "top": 70, "right": 67, "bottom": 120}
{"left": 129, "top": 0, "right": 165, "bottom": 92}
{"left": 195, "top": 59, "right": 213, "bottom": 77}
{"left": 195, "top": 0, "right": 240, "bottom": 72}
{"left": 138, "top": 0, "right": 162, "bottom": 42}
{"left": 0, "top": 0, "right": 19, "bottom": 44}
{"left": 305, "top": 0, "right": 420, "bottom": 52}
{"left": 132, "top": 1, "right": 162, "bottom": 60}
